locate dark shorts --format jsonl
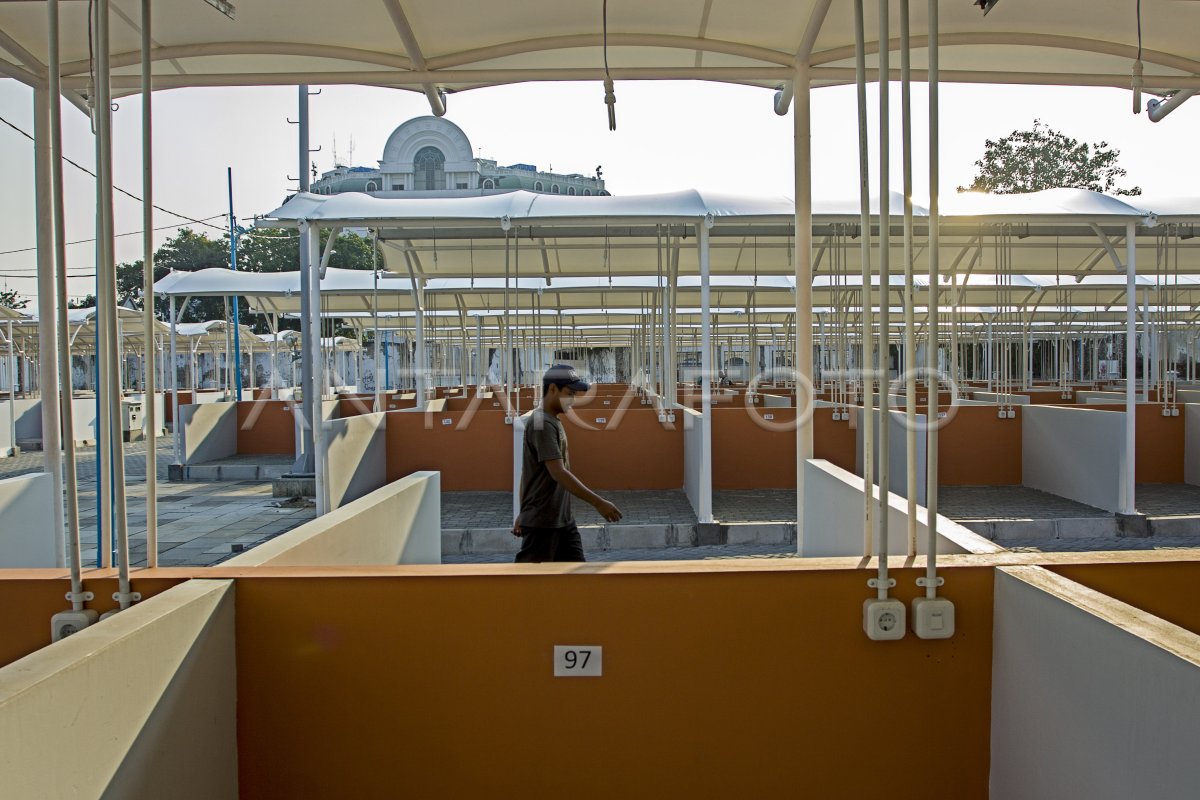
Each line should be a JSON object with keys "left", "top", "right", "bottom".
{"left": 515, "top": 522, "right": 586, "bottom": 563}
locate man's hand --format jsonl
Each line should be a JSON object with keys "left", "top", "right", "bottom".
{"left": 511, "top": 520, "right": 523, "bottom": 537}
{"left": 593, "top": 498, "right": 623, "bottom": 523}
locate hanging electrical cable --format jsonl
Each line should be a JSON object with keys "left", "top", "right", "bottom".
{"left": 601, "top": 0, "right": 616, "bottom": 130}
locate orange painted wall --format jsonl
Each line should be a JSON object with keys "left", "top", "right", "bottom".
{"left": 938, "top": 406, "right": 1022, "bottom": 486}
{"left": 236, "top": 401, "right": 295, "bottom": 455}
{"left": 562, "top": 409, "right": 682, "bottom": 490}
{"left": 0, "top": 573, "right": 185, "bottom": 669}
{"left": 712, "top": 408, "right": 795, "bottom": 489}
{"left": 1135, "top": 404, "right": 1185, "bottom": 483}
{"left": 232, "top": 564, "right": 994, "bottom": 799}
{"left": 1051, "top": 560, "right": 1200, "bottom": 637}
{"left": 385, "top": 410, "right": 513, "bottom": 490}
{"left": 164, "top": 390, "right": 194, "bottom": 424}
{"left": 337, "top": 397, "right": 377, "bottom": 418}
{"left": 814, "top": 411, "right": 857, "bottom": 473}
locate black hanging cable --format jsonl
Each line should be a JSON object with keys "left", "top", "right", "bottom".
{"left": 602, "top": 0, "right": 616, "bottom": 130}
{"left": 1132, "top": 0, "right": 1144, "bottom": 113}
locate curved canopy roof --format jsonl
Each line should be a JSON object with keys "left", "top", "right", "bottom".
{"left": 2, "top": 1, "right": 1199, "bottom": 108}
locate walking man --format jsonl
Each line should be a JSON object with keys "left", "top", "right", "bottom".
{"left": 512, "top": 365, "right": 623, "bottom": 562}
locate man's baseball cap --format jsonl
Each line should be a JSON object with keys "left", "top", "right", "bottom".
{"left": 544, "top": 364, "right": 590, "bottom": 391}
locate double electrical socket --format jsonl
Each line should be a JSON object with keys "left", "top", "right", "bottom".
{"left": 864, "top": 597, "right": 957, "bottom": 640}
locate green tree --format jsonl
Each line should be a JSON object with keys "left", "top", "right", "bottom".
{"left": 960, "top": 119, "right": 1141, "bottom": 196}
{"left": 0, "top": 288, "right": 27, "bottom": 310}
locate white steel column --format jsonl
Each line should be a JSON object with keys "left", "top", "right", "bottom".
{"left": 33, "top": 75, "right": 66, "bottom": 566}
{"left": 794, "top": 63, "right": 814, "bottom": 548}
{"left": 876, "top": 0, "right": 892, "bottom": 573}
{"left": 140, "top": 0, "right": 157, "bottom": 566}
{"left": 303, "top": 221, "right": 328, "bottom": 515}
{"left": 698, "top": 219, "right": 714, "bottom": 523}
{"left": 50, "top": 8, "right": 83, "bottom": 591}
{"left": 853, "top": 0, "right": 874, "bottom": 557}
{"left": 170, "top": 298, "right": 180, "bottom": 464}
{"left": 923, "top": 0, "right": 943, "bottom": 599}
{"left": 1123, "top": 222, "right": 1137, "bottom": 515}
{"left": 900, "top": 0, "right": 918, "bottom": 554}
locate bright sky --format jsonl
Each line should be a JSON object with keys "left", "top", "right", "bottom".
{"left": 0, "top": 77, "right": 1197, "bottom": 304}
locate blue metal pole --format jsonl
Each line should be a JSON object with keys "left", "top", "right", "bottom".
{"left": 228, "top": 167, "right": 242, "bottom": 401}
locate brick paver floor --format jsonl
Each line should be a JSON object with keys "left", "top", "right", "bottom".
{"left": 441, "top": 489, "right": 698, "bottom": 528}
{"left": 937, "top": 485, "right": 1109, "bottom": 520}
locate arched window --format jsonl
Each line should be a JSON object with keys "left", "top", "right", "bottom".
{"left": 365, "top": 181, "right": 378, "bottom": 192}
{"left": 534, "top": 181, "right": 544, "bottom": 192}
{"left": 483, "top": 179, "right": 495, "bottom": 189}
{"left": 567, "top": 186, "right": 576, "bottom": 195}
{"left": 584, "top": 189, "right": 592, "bottom": 196}
{"left": 551, "top": 184, "right": 560, "bottom": 194}
{"left": 414, "top": 146, "right": 446, "bottom": 190}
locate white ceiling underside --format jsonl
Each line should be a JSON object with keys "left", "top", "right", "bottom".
{"left": 2, "top": 1, "right": 1199, "bottom": 101}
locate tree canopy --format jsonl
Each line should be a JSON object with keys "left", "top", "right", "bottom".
{"left": 960, "top": 119, "right": 1141, "bottom": 196}
{"left": 0, "top": 288, "right": 27, "bottom": 310}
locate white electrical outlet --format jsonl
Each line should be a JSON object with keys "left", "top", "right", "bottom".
{"left": 50, "top": 609, "right": 98, "bottom": 642}
{"left": 657, "top": 413, "right": 667, "bottom": 423}
{"left": 863, "top": 598, "right": 907, "bottom": 641}
{"left": 911, "top": 597, "right": 955, "bottom": 640}
{"left": 1006, "top": 408, "right": 1016, "bottom": 419}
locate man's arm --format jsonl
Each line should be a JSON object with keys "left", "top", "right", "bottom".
{"left": 545, "top": 458, "right": 623, "bottom": 522}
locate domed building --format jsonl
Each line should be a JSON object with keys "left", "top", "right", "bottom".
{"left": 311, "top": 116, "right": 607, "bottom": 197}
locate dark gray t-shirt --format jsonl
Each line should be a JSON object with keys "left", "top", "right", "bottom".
{"left": 517, "top": 408, "right": 573, "bottom": 528}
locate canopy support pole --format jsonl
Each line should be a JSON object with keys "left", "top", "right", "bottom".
{"left": 303, "top": 220, "right": 327, "bottom": 514}
{"left": 33, "top": 67, "right": 66, "bottom": 567}
{"left": 294, "top": 85, "right": 315, "bottom": 475}
{"left": 794, "top": 62, "right": 814, "bottom": 551}
{"left": 170, "top": 298, "right": 180, "bottom": 465}
{"left": 698, "top": 219, "right": 714, "bottom": 524}
{"left": 140, "top": 0, "right": 157, "bottom": 566}
{"left": 1123, "top": 222, "right": 1137, "bottom": 515}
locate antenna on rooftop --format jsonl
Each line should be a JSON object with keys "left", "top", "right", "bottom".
{"left": 348, "top": 135, "right": 355, "bottom": 166}
{"left": 332, "top": 133, "right": 339, "bottom": 167}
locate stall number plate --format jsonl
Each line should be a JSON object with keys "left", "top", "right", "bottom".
{"left": 595, "top": 417, "right": 607, "bottom": 424}
{"left": 764, "top": 413, "right": 775, "bottom": 420}
{"left": 554, "top": 646, "right": 602, "bottom": 677}
{"left": 441, "top": 418, "right": 452, "bottom": 426}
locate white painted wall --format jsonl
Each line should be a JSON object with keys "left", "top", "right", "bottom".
{"left": 1021, "top": 405, "right": 1126, "bottom": 513}
{"left": 855, "top": 409, "right": 927, "bottom": 506}
{"left": 0, "top": 402, "right": 11, "bottom": 456}
{"left": 225, "top": 471, "right": 441, "bottom": 566}
{"left": 8, "top": 397, "right": 100, "bottom": 445}
{"left": 324, "top": 411, "right": 387, "bottom": 510}
{"left": 179, "top": 401, "right": 237, "bottom": 465}
{"left": 0, "top": 580, "right": 238, "bottom": 799}
{"left": 681, "top": 407, "right": 704, "bottom": 520}
{"left": 0, "top": 473, "right": 57, "bottom": 567}
{"left": 1076, "top": 390, "right": 1126, "bottom": 404}
{"left": 1186, "top": 404, "right": 1200, "bottom": 487}
{"left": 801, "top": 459, "right": 1001, "bottom": 557}
{"left": 991, "top": 566, "right": 1200, "bottom": 800}
{"left": 971, "top": 392, "right": 1030, "bottom": 404}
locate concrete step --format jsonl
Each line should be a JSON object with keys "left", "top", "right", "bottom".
{"left": 960, "top": 515, "right": 1200, "bottom": 540}
{"left": 171, "top": 463, "right": 292, "bottom": 483}
{"left": 443, "top": 521, "right": 796, "bottom": 555}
